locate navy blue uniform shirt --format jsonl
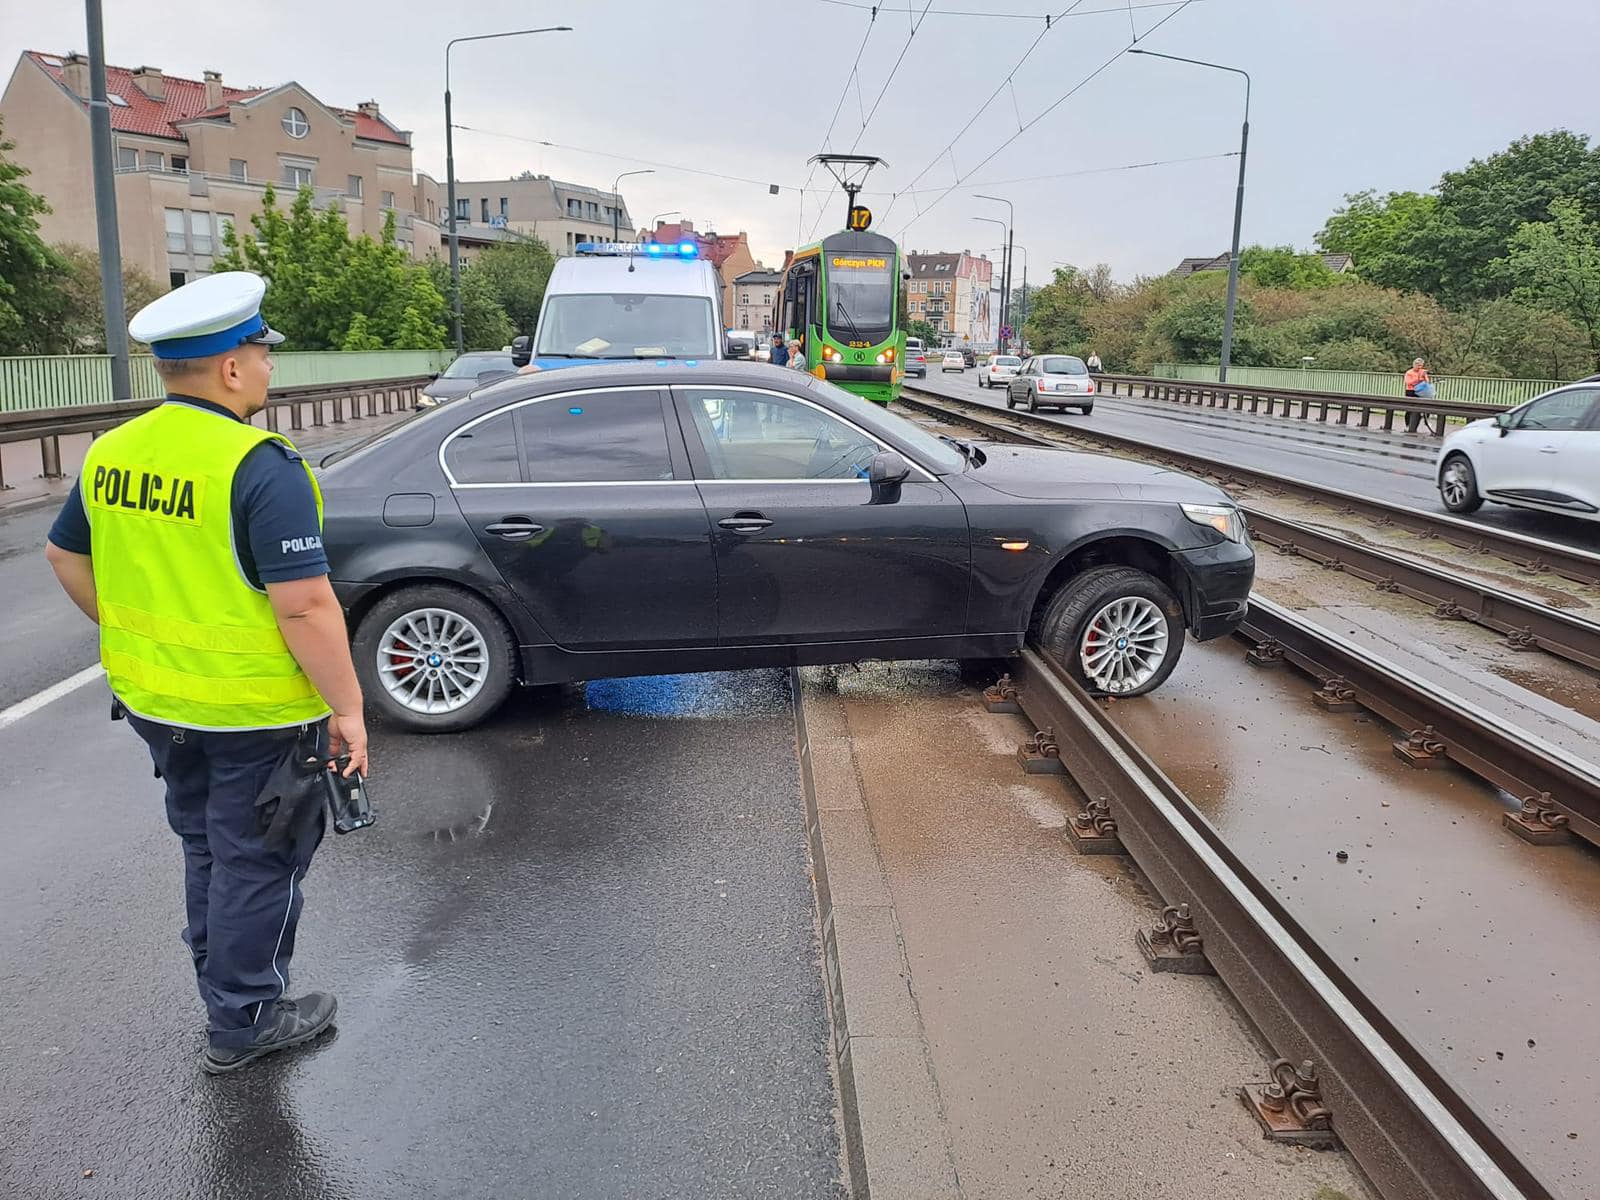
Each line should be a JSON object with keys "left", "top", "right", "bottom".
{"left": 47, "top": 396, "right": 329, "bottom": 588}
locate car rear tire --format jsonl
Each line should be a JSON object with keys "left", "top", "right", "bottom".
{"left": 1023, "top": 392, "right": 1037, "bottom": 413}
{"left": 1035, "top": 566, "right": 1185, "bottom": 697}
{"left": 1439, "top": 453, "right": 1483, "bottom": 513}
{"left": 353, "top": 583, "right": 517, "bottom": 732}
{"left": 1080, "top": 403, "right": 1094, "bottom": 415}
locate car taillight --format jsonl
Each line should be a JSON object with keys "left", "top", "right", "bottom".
{"left": 1086, "top": 382, "right": 1094, "bottom": 393}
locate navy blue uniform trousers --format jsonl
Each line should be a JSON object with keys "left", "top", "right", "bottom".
{"left": 128, "top": 713, "right": 326, "bottom": 1050}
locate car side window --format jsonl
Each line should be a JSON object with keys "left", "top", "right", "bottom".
{"left": 517, "top": 390, "right": 675, "bottom": 483}
{"left": 1517, "top": 389, "right": 1598, "bottom": 432}
{"left": 684, "top": 388, "right": 881, "bottom": 481}
{"left": 444, "top": 411, "right": 523, "bottom": 484}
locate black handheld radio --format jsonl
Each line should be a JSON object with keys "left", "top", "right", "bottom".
{"left": 322, "top": 756, "right": 375, "bottom": 834}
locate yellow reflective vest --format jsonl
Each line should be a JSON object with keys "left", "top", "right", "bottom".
{"left": 80, "top": 401, "right": 330, "bottom": 730}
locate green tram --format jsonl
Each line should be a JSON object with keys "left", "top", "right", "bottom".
{"left": 779, "top": 229, "right": 905, "bottom": 405}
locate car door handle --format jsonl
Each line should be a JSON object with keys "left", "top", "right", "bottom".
{"left": 718, "top": 513, "right": 773, "bottom": 533}
{"left": 485, "top": 518, "right": 545, "bottom": 541}
{"left": 1538, "top": 447, "right": 1559, "bottom": 454}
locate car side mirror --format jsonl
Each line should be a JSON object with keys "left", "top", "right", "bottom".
{"left": 869, "top": 449, "right": 910, "bottom": 505}
{"left": 510, "top": 335, "right": 532, "bottom": 368}
{"left": 1496, "top": 411, "right": 1513, "bottom": 437}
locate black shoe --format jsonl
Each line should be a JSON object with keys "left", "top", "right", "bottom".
{"left": 200, "top": 992, "right": 338, "bottom": 1075}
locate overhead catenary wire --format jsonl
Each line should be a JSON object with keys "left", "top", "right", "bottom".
{"left": 893, "top": 0, "right": 1200, "bottom": 238}
{"left": 798, "top": 4, "right": 881, "bottom": 242}
{"left": 877, "top": 0, "right": 1087, "bottom": 229}
{"left": 815, "top": 0, "right": 1207, "bottom": 20}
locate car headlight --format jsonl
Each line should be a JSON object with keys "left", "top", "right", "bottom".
{"left": 417, "top": 393, "right": 440, "bottom": 408}
{"left": 1181, "top": 503, "right": 1247, "bottom": 543}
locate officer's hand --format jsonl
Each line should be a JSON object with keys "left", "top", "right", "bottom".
{"left": 328, "top": 708, "right": 369, "bottom": 777}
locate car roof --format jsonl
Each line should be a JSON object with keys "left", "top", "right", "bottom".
{"left": 545, "top": 253, "right": 721, "bottom": 298}
{"left": 462, "top": 360, "right": 817, "bottom": 412}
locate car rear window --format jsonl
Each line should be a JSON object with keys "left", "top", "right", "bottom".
{"left": 1041, "top": 356, "right": 1088, "bottom": 375}
{"left": 994, "top": 356, "right": 1021, "bottom": 366}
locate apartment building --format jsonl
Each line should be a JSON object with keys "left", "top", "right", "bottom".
{"left": 450, "top": 174, "right": 636, "bottom": 258}
{"left": 1, "top": 51, "right": 442, "bottom": 287}
{"left": 906, "top": 251, "right": 995, "bottom": 348}
{"left": 731, "top": 269, "right": 782, "bottom": 333}
{"left": 643, "top": 221, "right": 759, "bottom": 326}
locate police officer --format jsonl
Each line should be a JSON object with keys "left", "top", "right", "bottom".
{"left": 44, "top": 272, "right": 368, "bottom": 1074}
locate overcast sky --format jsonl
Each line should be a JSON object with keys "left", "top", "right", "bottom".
{"left": 6, "top": 0, "right": 1598, "bottom": 281}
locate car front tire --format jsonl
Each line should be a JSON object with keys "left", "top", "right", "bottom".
{"left": 353, "top": 583, "right": 517, "bottom": 732}
{"left": 1036, "top": 566, "right": 1185, "bottom": 697}
{"left": 1439, "top": 453, "right": 1483, "bottom": 513}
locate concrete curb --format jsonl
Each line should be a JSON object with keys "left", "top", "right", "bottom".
{"left": 792, "top": 668, "right": 962, "bottom": 1200}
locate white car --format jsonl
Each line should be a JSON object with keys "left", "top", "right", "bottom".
{"left": 904, "top": 337, "right": 928, "bottom": 378}
{"left": 980, "top": 354, "right": 1022, "bottom": 388}
{"left": 941, "top": 350, "right": 966, "bottom": 372}
{"left": 1436, "top": 381, "right": 1599, "bottom": 523}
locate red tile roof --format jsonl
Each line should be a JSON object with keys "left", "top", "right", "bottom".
{"left": 25, "top": 51, "right": 408, "bottom": 146}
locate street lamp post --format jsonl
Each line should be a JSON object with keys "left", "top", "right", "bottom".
{"left": 973, "top": 215, "right": 1009, "bottom": 353}
{"left": 974, "top": 194, "right": 1014, "bottom": 353}
{"left": 84, "top": 0, "right": 129, "bottom": 399}
{"left": 611, "top": 169, "right": 653, "bottom": 243}
{"left": 647, "top": 211, "right": 682, "bottom": 241}
{"left": 446, "top": 25, "right": 572, "bottom": 355}
{"left": 1129, "top": 49, "right": 1250, "bottom": 383}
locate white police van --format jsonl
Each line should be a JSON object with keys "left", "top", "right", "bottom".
{"left": 510, "top": 241, "right": 737, "bottom": 371}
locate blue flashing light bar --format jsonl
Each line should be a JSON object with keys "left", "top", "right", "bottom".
{"left": 574, "top": 240, "right": 698, "bottom": 258}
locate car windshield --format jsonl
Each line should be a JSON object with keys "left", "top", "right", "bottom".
{"left": 536, "top": 294, "right": 717, "bottom": 358}
{"left": 1041, "top": 356, "right": 1088, "bottom": 375}
{"left": 440, "top": 352, "right": 514, "bottom": 379}
{"left": 994, "top": 356, "right": 1021, "bottom": 367}
{"left": 808, "top": 380, "right": 967, "bottom": 473}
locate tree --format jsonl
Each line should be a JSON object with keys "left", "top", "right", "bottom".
{"left": 425, "top": 258, "right": 514, "bottom": 350}
{"left": 1238, "top": 245, "right": 1337, "bottom": 289}
{"left": 1021, "top": 264, "right": 1119, "bottom": 355}
{"left": 49, "top": 245, "right": 166, "bottom": 352}
{"left": 0, "top": 116, "right": 68, "bottom": 355}
{"left": 1411, "top": 130, "right": 1600, "bottom": 305}
{"left": 472, "top": 235, "right": 555, "bottom": 337}
{"left": 213, "top": 186, "right": 447, "bottom": 350}
{"left": 1315, "top": 190, "right": 1440, "bottom": 292}
{"left": 905, "top": 318, "right": 942, "bottom": 346}
{"left": 1499, "top": 197, "right": 1600, "bottom": 370}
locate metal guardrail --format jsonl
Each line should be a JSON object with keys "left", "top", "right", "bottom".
{"left": 1150, "top": 362, "right": 1564, "bottom": 407}
{"left": 897, "top": 386, "right": 1600, "bottom": 589}
{"left": 1094, "top": 373, "right": 1509, "bottom": 435}
{"left": 1009, "top": 646, "right": 1552, "bottom": 1200}
{"left": 0, "top": 375, "right": 430, "bottom": 490}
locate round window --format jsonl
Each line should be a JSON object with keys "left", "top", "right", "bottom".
{"left": 282, "top": 107, "right": 309, "bottom": 138}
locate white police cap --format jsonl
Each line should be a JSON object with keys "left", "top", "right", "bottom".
{"left": 129, "top": 270, "right": 285, "bottom": 360}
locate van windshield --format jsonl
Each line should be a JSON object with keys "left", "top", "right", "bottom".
{"left": 536, "top": 294, "right": 718, "bottom": 358}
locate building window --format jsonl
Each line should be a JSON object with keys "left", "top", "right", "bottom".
{"left": 169, "top": 270, "right": 186, "bottom": 289}
{"left": 108, "top": 93, "right": 129, "bottom": 107}
{"left": 480, "top": 198, "right": 489, "bottom": 223}
{"left": 229, "top": 158, "right": 248, "bottom": 180}
{"left": 347, "top": 174, "right": 363, "bottom": 199}
{"left": 165, "top": 209, "right": 186, "bottom": 253}
{"left": 145, "top": 151, "right": 165, "bottom": 171}
{"left": 499, "top": 197, "right": 508, "bottom": 218}
{"left": 282, "top": 107, "right": 309, "bottom": 138}
{"left": 191, "top": 212, "right": 213, "bottom": 255}
{"left": 116, "top": 145, "right": 139, "bottom": 171}
{"left": 282, "top": 161, "right": 313, "bottom": 189}
{"left": 454, "top": 198, "right": 469, "bottom": 221}
{"left": 382, "top": 191, "right": 396, "bottom": 210}
{"left": 171, "top": 155, "right": 188, "bottom": 173}
{"left": 567, "top": 198, "right": 580, "bottom": 217}
{"left": 426, "top": 198, "right": 435, "bottom": 221}
{"left": 217, "top": 213, "right": 235, "bottom": 245}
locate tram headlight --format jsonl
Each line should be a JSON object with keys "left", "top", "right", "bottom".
{"left": 822, "top": 345, "right": 840, "bottom": 362}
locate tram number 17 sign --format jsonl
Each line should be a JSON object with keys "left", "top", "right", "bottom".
{"left": 847, "top": 205, "right": 873, "bottom": 231}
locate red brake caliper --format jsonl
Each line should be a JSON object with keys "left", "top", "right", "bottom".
{"left": 388, "top": 637, "right": 417, "bottom": 680}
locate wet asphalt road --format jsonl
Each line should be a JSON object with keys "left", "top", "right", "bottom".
{"left": 907, "top": 371, "right": 1600, "bottom": 550}
{"left": 2, "top": 649, "right": 840, "bottom": 1196}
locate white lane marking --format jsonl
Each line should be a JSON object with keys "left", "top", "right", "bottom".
{"left": 0, "top": 664, "right": 104, "bottom": 731}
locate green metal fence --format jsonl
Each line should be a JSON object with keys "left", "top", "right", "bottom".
{"left": 1150, "top": 363, "right": 1567, "bottom": 407}
{"left": 0, "top": 349, "right": 454, "bottom": 412}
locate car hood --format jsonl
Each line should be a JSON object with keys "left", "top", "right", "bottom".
{"left": 965, "top": 443, "right": 1232, "bottom": 503}
{"left": 421, "top": 378, "right": 480, "bottom": 400}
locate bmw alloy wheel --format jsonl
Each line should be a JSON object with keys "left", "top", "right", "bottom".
{"left": 377, "top": 607, "right": 490, "bottom": 714}
{"left": 1078, "top": 596, "right": 1169, "bottom": 694}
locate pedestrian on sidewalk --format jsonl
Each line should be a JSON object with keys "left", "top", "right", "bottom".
{"left": 44, "top": 272, "right": 367, "bottom": 1075}
{"left": 788, "top": 338, "right": 807, "bottom": 369}
{"left": 1086, "top": 350, "right": 1103, "bottom": 373}
{"left": 769, "top": 334, "right": 789, "bottom": 368}
{"left": 1403, "top": 357, "right": 1433, "bottom": 432}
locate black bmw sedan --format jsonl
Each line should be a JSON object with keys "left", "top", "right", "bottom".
{"left": 320, "top": 362, "right": 1254, "bottom": 731}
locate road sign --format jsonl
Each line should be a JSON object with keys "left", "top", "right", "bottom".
{"left": 847, "top": 205, "right": 872, "bottom": 231}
